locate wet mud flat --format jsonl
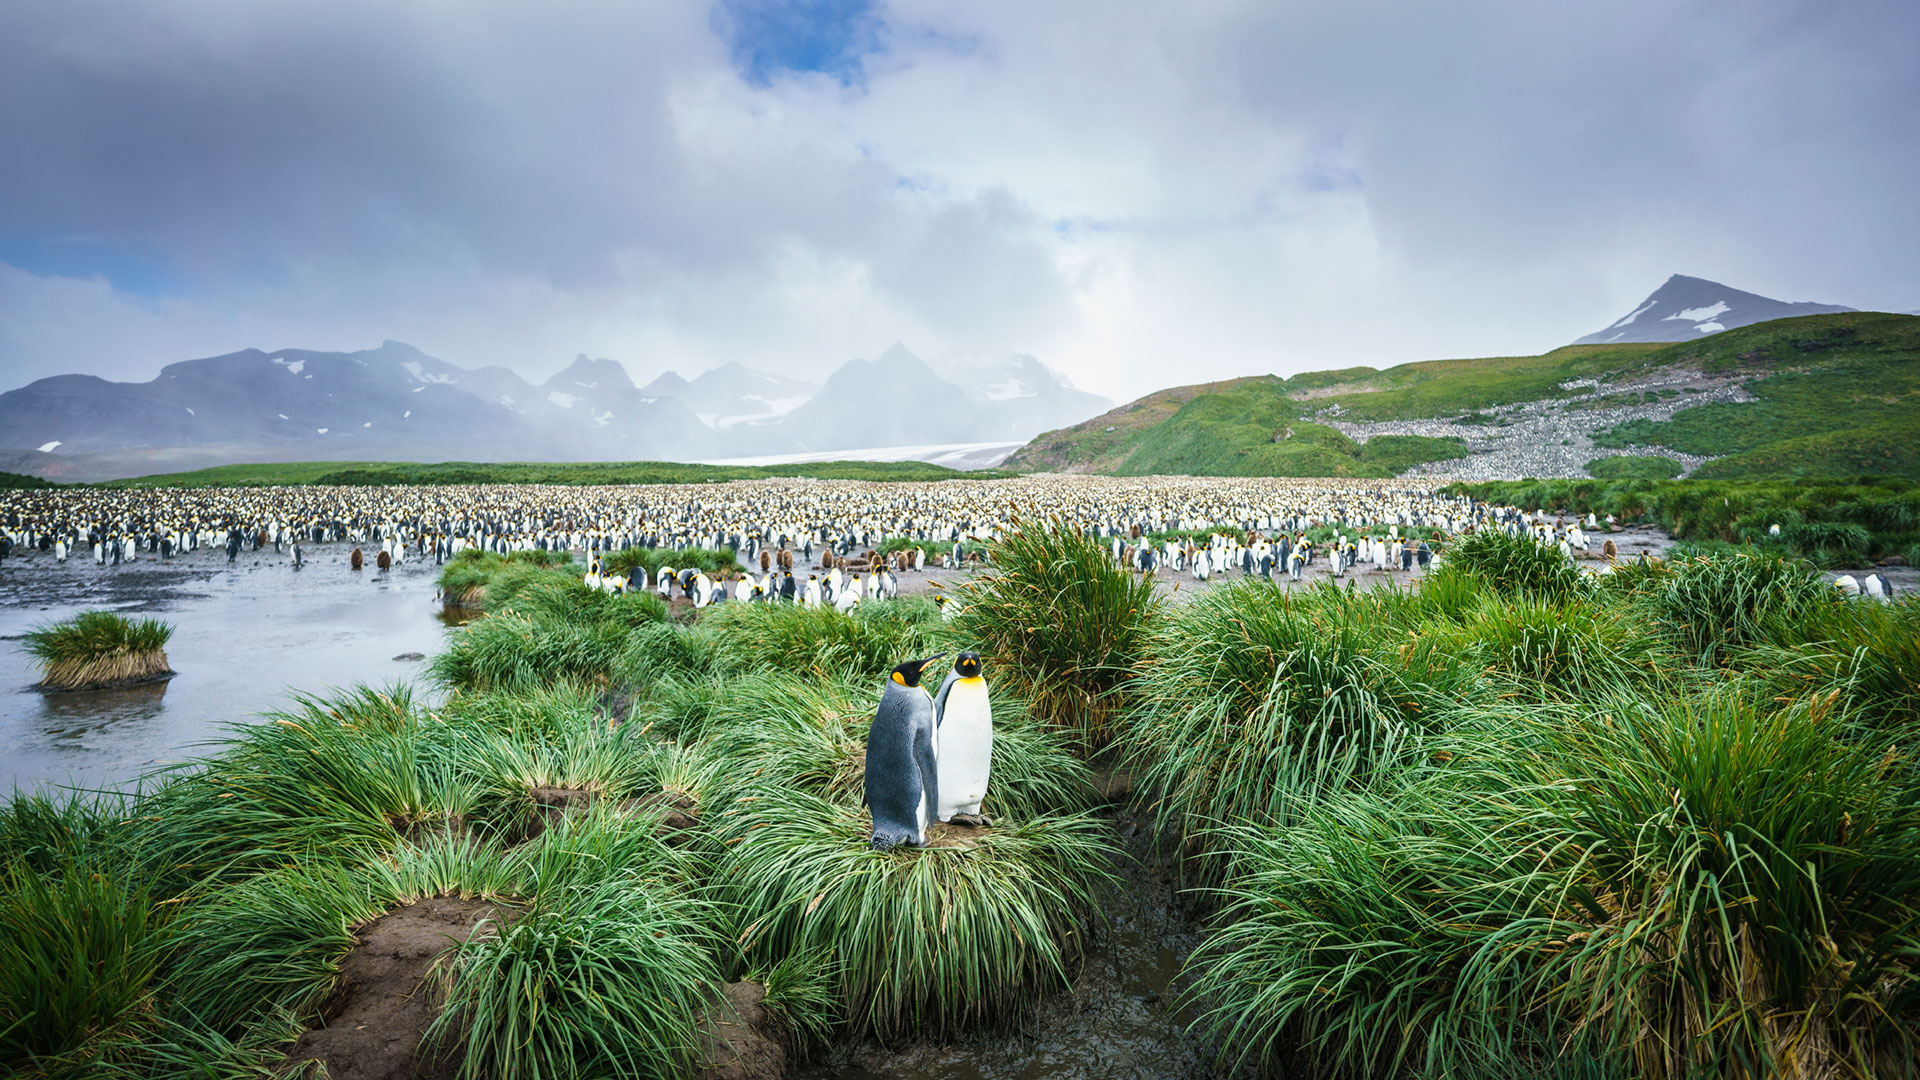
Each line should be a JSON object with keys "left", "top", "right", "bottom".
{"left": 801, "top": 793, "right": 1235, "bottom": 1080}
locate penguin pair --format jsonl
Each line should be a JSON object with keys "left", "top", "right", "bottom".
{"left": 864, "top": 651, "right": 994, "bottom": 850}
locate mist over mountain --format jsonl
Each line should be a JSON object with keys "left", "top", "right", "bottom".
{"left": 1572, "top": 275, "right": 1855, "bottom": 345}
{"left": 0, "top": 341, "right": 1111, "bottom": 480}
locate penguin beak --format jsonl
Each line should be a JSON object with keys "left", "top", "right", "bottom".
{"left": 917, "top": 654, "right": 948, "bottom": 673}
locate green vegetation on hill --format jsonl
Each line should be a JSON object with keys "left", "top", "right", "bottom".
{"left": 1589, "top": 313, "right": 1920, "bottom": 477}
{"left": 1006, "top": 377, "right": 1466, "bottom": 477}
{"left": 0, "top": 471, "right": 57, "bottom": 489}
{"left": 1008, "top": 312, "right": 1920, "bottom": 481}
{"left": 1296, "top": 342, "right": 1670, "bottom": 422}
{"left": 1585, "top": 454, "right": 1683, "bottom": 479}
{"left": 102, "top": 459, "right": 1007, "bottom": 488}
{"left": 1448, "top": 476, "right": 1920, "bottom": 568}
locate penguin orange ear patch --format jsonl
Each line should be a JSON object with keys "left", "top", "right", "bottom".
{"left": 891, "top": 671, "right": 907, "bottom": 686}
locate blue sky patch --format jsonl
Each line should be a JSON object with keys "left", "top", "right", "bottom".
{"left": 0, "top": 232, "right": 187, "bottom": 297}
{"left": 715, "top": 0, "right": 885, "bottom": 86}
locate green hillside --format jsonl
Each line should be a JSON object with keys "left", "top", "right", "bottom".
{"left": 1005, "top": 312, "right": 1920, "bottom": 480}
{"left": 103, "top": 459, "right": 1005, "bottom": 489}
{"left": 1004, "top": 376, "right": 1467, "bottom": 477}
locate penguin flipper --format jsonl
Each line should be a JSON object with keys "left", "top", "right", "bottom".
{"left": 912, "top": 720, "right": 939, "bottom": 835}
{"left": 932, "top": 669, "right": 960, "bottom": 728}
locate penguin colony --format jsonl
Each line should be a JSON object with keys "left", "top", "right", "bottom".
{"left": 0, "top": 476, "right": 1478, "bottom": 578}
{"left": 0, "top": 477, "right": 1894, "bottom": 600}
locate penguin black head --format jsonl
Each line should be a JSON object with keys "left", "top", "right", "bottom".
{"left": 954, "top": 651, "right": 983, "bottom": 679}
{"left": 890, "top": 655, "right": 947, "bottom": 688}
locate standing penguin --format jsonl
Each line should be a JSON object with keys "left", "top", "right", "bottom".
{"left": 864, "top": 655, "right": 947, "bottom": 850}
{"left": 933, "top": 652, "right": 993, "bottom": 827}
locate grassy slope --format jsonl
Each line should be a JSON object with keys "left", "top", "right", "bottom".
{"left": 1006, "top": 313, "right": 1920, "bottom": 480}
{"left": 1006, "top": 377, "right": 1466, "bottom": 478}
{"left": 1589, "top": 313, "right": 1920, "bottom": 478}
{"left": 102, "top": 459, "right": 1009, "bottom": 488}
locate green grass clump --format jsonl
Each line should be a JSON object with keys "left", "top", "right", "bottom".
{"left": 1187, "top": 687, "right": 1920, "bottom": 1078}
{"left": 1744, "top": 597, "right": 1920, "bottom": 733}
{"left": 1126, "top": 582, "right": 1444, "bottom": 870}
{"left": 431, "top": 613, "right": 633, "bottom": 693}
{"left": 701, "top": 601, "right": 937, "bottom": 683}
{"left": 1643, "top": 549, "right": 1835, "bottom": 665}
{"left": 1438, "top": 592, "right": 1666, "bottom": 698}
{"left": 432, "top": 874, "right": 718, "bottom": 1080}
{"left": 1, "top": 857, "right": 173, "bottom": 1076}
{"left": 437, "top": 548, "right": 576, "bottom": 607}
{"left": 948, "top": 521, "right": 1161, "bottom": 747}
{"left": 1433, "top": 527, "right": 1586, "bottom": 600}
{"left": 713, "top": 787, "right": 1111, "bottom": 1039}
{"left": 135, "top": 685, "right": 459, "bottom": 888}
{"left": 1586, "top": 454, "right": 1683, "bottom": 479}
{"left": 24, "top": 610, "right": 174, "bottom": 690}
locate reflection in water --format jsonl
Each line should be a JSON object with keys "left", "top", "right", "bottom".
{"left": 438, "top": 604, "right": 483, "bottom": 627}
{"left": 36, "top": 679, "right": 170, "bottom": 742}
{"left": 3, "top": 546, "right": 450, "bottom": 792}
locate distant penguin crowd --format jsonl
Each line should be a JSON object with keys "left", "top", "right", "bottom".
{"left": 0, "top": 476, "right": 1899, "bottom": 600}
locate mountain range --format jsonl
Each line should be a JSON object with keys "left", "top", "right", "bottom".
{"left": 0, "top": 342, "right": 1109, "bottom": 481}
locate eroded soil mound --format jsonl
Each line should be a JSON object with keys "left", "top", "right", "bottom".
{"left": 698, "top": 981, "right": 790, "bottom": 1080}
{"left": 278, "top": 895, "right": 503, "bottom": 1080}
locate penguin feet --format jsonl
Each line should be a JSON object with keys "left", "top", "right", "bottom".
{"left": 947, "top": 813, "right": 993, "bottom": 828}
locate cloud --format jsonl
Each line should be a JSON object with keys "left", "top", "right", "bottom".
{"left": 1, "top": 0, "right": 1915, "bottom": 402}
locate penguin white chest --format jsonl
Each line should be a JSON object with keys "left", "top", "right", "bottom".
{"left": 936, "top": 679, "right": 993, "bottom": 821}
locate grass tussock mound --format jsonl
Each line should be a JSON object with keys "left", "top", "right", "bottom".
{"left": 1189, "top": 687, "right": 1920, "bottom": 1077}
{"left": 1432, "top": 526, "right": 1586, "bottom": 600}
{"left": 948, "top": 520, "right": 1160, "bottom": 747}
{"left": 25, "top": 610, "right": 174, "bottom": 691}
{"left": 713, "top": 787, "right": 1111, "bottom": 1040}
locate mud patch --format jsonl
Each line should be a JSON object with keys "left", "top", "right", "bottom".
{"left": 697, "top": 981, "right": 790, "bottom": 1080}
{"left": 278, "top": 895, "right": 505, "bottom": 1080}
{"left": 620, "top": 787, "right": 700, "bottom": 831}
{"left": 922, "top": 821, "right": 989, "bottom": 850}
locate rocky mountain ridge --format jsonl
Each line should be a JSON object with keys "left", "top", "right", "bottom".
{"left": 0, "top": 341, "right": 1109, "bottom": 480}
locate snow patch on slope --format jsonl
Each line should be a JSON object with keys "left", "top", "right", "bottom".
{"left": 1665, "top": 301, "right": 1730, "bottom": 323}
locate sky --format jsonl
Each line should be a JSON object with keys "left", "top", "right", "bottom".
{"left": 2, "top": 0, "right": 1916, "bottom": 403}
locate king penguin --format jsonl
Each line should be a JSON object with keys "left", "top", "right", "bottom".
{"left": 932, "top": 652, "right": 993, "bottom": 826}
{"left": 864, "top": 654, "right": 947, "bottom": 850}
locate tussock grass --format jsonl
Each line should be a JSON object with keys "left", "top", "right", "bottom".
{"left": 135, "top": 685, "right": 465, "bottom": 887}
{"left": 713, "top": 787, "right": 1112, "bottom": 1039}
{"left": 1433, "top": 527, "right": 1586, "bottom": 600}
{"left": 948, "top": 520, "right": 1160, "bottom": 747}
{"left": 430, "top": 874, "right": 717, "bottom": 1080}
{"left": 1438, "top": 592, "right": 1667, "bottom": 697}
{"left": 614, "top": 622, "right": 722, "bottom": 690}
{"left": 1186, "top": 687, "right": 1920, "bottom": 1078}
{"left": 1, "top": 857, "right": 174, "bottom": 1077}
{"left": 431, "top": 613, "right": 632, "bottom": 693}
{"left": 1744, "top": 597, "right": 1920, "bottom": 734}
{"left": 703, "top": 601, "right": 936, "bottom": 683}
{"left": 25, "top": 610, "right": 174, "bottom": 690}
{"left": 1643, "top": 548, "right": 1835, "bottom": 665}
{"left": 602, "top": 545, "right": 736, "bottom": 579}
{"left": 751, "top": 949, "right": 841, "bottom": 1053}
{"left": 454, "top": 720, "right": 661, "bottom": 840}
{"left": 1127, "top": 581, "right": 1447, "bottom": 873}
